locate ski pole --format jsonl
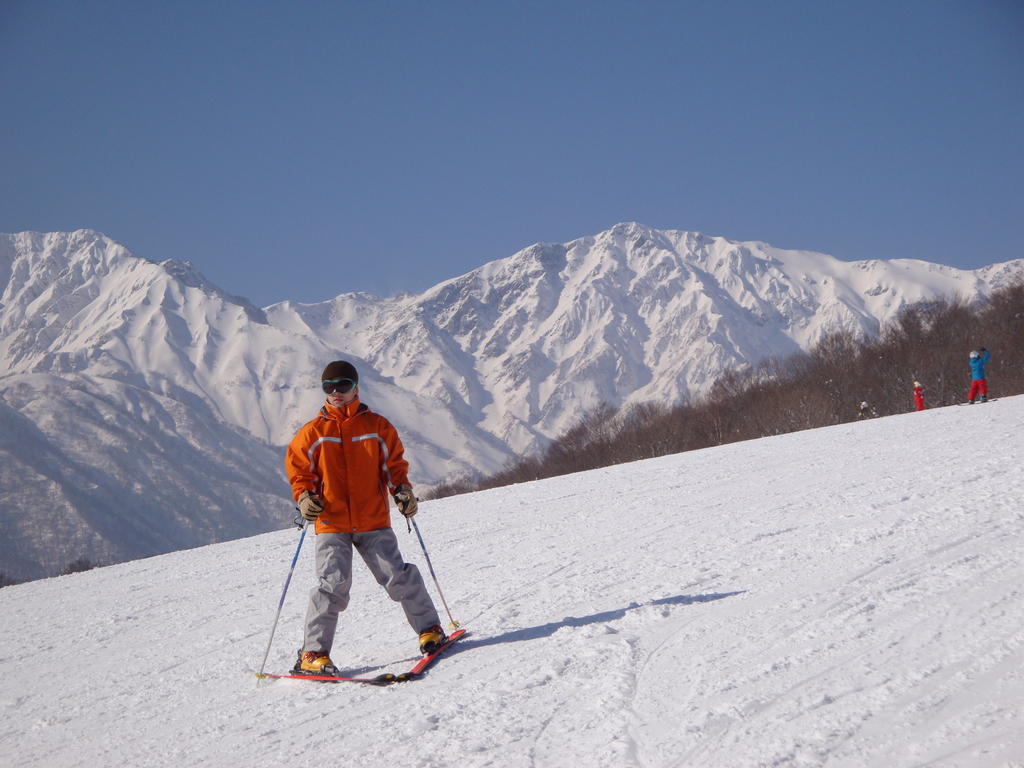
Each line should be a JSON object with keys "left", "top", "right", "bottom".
{"left": 256, "top": 520, "right": 308, "bottom": 680}
{"left": 411, "top": 518, "right": 460, "bottom": 630}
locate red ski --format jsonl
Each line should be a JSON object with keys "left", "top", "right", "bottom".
{"left": 257, "top": 629, "right": 467, "bottom": 686}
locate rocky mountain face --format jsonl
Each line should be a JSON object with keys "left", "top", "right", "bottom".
{"left": 2, "top": 225, "right": 1020, "bottom": 579}
{"left": 268, "top": 222, "right": 1020, "bottom": 455}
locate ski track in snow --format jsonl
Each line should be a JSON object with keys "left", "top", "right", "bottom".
{"left": 1, "top": 397, "right": 1023, "bottom": 767}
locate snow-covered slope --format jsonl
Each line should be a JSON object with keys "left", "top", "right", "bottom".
{"left": 2, "top": 227, "right": 1022, "bottom": 581}
{"left": 0, "top": 231, "right": 507, "bottom": 579}
{"left": 1, "top": 397, "right": 1021, "bottom": 767}
{"left": 0, "top": 372, "right": 286, "bottom": 579}
{"left": 0, "top": 230, "right": 505, "bottom": 476}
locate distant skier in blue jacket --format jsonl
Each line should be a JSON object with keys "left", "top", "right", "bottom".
{"left": 967, "top": 347, "right": 991, "bottom": 403}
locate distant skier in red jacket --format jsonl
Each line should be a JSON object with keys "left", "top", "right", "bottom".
{"left": 913, "top": 381, "right": 926, "bottom": 411}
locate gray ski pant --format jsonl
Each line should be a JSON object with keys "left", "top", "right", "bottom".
{"left": 303, "top": 528, "right": 440, "bottom": 653}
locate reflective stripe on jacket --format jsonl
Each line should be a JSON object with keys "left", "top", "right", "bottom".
{"left": 285, "top": 397, "right": 410, "bottom": 533}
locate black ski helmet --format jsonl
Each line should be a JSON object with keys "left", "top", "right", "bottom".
{"left": 321, "top": 360, "right": 358, "bottom": 383}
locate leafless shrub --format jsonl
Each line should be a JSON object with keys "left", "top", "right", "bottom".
{"left": 61, "top": 557, "right": 103, "bottom": 575}
{"left": 0, "top": 572, "right": 24, "bottom": 588}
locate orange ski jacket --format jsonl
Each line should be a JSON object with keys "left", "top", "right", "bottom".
{"left": 285, "top": 397, "right": 410, "bottom": 534}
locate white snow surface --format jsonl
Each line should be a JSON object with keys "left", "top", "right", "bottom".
{"left": 2, "top": 396, "right": 1022, "bottom": 767}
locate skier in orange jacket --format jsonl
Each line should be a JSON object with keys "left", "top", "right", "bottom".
{"left": 285, "top": 360, "right": 445, "bottom": 675}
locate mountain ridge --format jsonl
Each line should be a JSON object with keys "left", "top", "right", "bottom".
{"left": 2, "top": 224, "right": 1022, "bottom": 580}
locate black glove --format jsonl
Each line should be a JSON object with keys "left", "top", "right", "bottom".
{"left": 393, "top": 484, "right": 418, "bottom": 518}
{"left": 297, "top": 490, "right": 324, "bottom": 521}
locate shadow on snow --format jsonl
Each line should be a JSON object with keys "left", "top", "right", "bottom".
{"left": 330, "top": 591, "right": 745, "bottom": 676}
{"left": 453, "top": 591, "right": 745, "bottom": 653}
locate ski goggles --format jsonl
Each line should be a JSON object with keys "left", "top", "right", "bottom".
{"left": 322, "top": 377, "right": 357, "bottom": 395}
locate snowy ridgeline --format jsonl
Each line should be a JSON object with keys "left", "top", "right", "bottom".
{"left": 1, "top": 396, "right": 1022, "bottom": 767}
{"left": 4, "top": 226, "right": 1024, "bottom": 583}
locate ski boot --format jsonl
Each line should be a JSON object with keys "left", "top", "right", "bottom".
{"left": 418, "top": 625, "right": 447, "bottom": 655}
{"left": 294, "top": 650, "right": 338, "bottom": 675}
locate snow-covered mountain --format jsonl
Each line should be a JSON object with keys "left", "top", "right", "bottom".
{"left": 2, "top": 396, "right": 1022, "bottom": 767}
{"left": 1, "top": 226, "right": 1021, "bottom": 580}
{"left": 271, "top": 223, "right": 1022, "bottom": 454}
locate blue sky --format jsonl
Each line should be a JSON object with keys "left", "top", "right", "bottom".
{"left": 2, "top": 1, "right": 1022, "bottom": 307}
